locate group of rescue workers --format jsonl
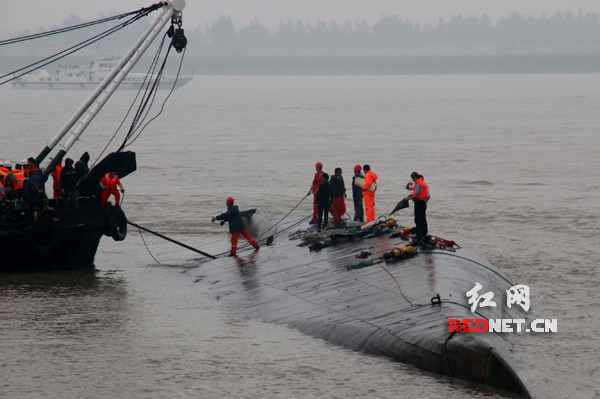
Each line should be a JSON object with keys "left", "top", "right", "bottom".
{"left": 306, "top": 162, "right": 429, "bottom": 240}
{"left": 211, "top": 162, "right": 430, "bottom": 257}
{"left": 0, "top": 151, "right": 124, "bottom": 220}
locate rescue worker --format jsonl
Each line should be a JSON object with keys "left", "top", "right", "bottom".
{"left": 307, "top": 162, "right": 324, "bottom": 224}
{"left": 22, "top": 169, "right": 41, "bottom": 211}
{"left": 211, "top": 197, "right": 259, "bottom": 257}
{"left": 329, "top": 167, "right": 346, "bottom": 225}
{"left": 405, "top": 171, "right": 429, "bottom": 240}
{"left": 0, "top": 175, "right": 5, "bottom": 201}
{"left": 24, "top": 157, "right": 38, "bottom": 177}
{"left": 60, "top": 158, "right": 79, "bottom": 209}
{"left": 362, "top": 164, "right": 378, "bottom": 222}
{"left": 51, "top": 159, "right": 63, "bottom": 199}
{"left": 351, "top": 165, "right": 364, "bottom": 222}
{"left": 99, "top": 171, "right": 124, "bottom": 207}
{"left": 31, "top": 168, "right": 50, "bottom": 210}
{"left": 0, "top": 161, "right": 22, "bottom": 201}
{"left": 315, "top": 173, "right": 333, "bottom": 231}
{"left": 12, "top": 163, "right": 25, "bottom": 195}
{"left": 74, "top": 152, "right": 90, "bottom": 193}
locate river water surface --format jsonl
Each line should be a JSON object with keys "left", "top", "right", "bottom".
{"left": 1, "top": 74, "right": 599, "bottom": 398}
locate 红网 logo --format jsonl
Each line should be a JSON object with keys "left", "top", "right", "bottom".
{"left": 448, "top": 283, "right": 557, "bottom": 333}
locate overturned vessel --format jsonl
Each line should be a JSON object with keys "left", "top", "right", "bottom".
{"left": 195, "top": 211, "right": 531, "bottom": 397}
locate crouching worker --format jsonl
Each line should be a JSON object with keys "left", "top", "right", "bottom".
{"left": 212, "top": 197, "right": 259, "bottom": 257}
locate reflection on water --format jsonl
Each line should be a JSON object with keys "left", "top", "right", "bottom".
{"left": 234, "top": 251, "right": 261, "bottom": 294}
{"left": 0, "top": 270, "right": 129, "bottom": 339}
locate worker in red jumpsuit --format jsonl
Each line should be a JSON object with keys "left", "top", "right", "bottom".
{"left": 212, "top": 197, "right": 259, "bottom": 256}
{"left": 329, "top": 167, "right": 346, "bottom": 224}
{"left": 51, "top": 159, "right": 63, "bottom": 199}
{"left": 307, "top": 162, "right": 324, "bottom": 224}
{"left": 99, "top": 171, "right": 124, "bottom": 207}
{"left": 362, "top": 164, "right": 378, "bottom": 222}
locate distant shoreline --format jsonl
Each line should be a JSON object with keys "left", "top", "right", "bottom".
{"left": 3, "top": 53, "right": 600, "bottom": 77}
{"left": 184, "top": 53, "right": 600, "bottom": 75}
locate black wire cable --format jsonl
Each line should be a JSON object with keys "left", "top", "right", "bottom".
{"left": 0, "top": 3, "right": 166, "bottom": 46}
{"left": 138, "top": 228, "right": 162, "bottom": 264}
{"left": 124, "top": 46, "right": 185, "bottom": 148}
{"left": 91, "top": 32, "right": 169, "bottom": 168}
{"left": 116, "top": 40, "right": 173, "bottom": 151}
{"left": 0, "top": 12, "right": 150, "bottom": 86}
{"left": 120, "top": 47, "right": 169, "bottom": 149}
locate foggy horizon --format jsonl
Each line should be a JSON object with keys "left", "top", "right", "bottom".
{"left": 2, "top": 0, "right": 600, "bottom": 36}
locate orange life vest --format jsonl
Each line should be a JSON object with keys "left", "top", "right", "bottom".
{"left": 0, "top": 167, "right": 20, "bottom": 189}
{"left": 412, "top": 177, "right": 428, "bottom": 200}
{"left": 101, "top": 173, "right": 121, "bottom": 191}
{"left": 311, "top": 171, "right": 324, "bottom": 193}
{"left": 12, "top": 169, "right": 25, "bottom": 189}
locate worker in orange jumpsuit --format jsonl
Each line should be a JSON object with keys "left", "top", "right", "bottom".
{"left": 307, "top": 162, "right": 324, "bottom": 224}
{"left": 99, "top": 171, "right": 124, "bottom": 207}
{"left": 362, "top": 164, "right": 378, "bottom": 222}
{"left": 212, "top": 197, "right": 259, "bottom": 256}
{"left": 51, "top": 159, "right": 63, "bottom": 199}
{"left": 24, "top": 157, "right": 38, "bottom": 177}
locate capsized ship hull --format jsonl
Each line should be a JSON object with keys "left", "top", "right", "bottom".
{"left": 198, "top": 212, "right": 531, "bottom": 397}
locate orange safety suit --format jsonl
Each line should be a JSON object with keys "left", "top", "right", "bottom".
{"left": 362, "top": 170, "right": 378, "bottom": 222}
{"left": 100, "top": 173, "right": 122, "bottom": 206}
{"left": 51, "top": 164, "right": 63, "bottom": 199}
{"left": 330, "top": 197, "right": 346, "bottom": 224}
{"left": 231, "top": 229, "right": 259, "bottom": 255}
{"left": 310, "top": 171, "right": 324, "bottom": 222}
{"left": 24, "top": 165, "right": 38, "bottom": 177}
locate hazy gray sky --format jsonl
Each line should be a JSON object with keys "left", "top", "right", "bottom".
{"left": 2, "top": 0, "right": 600, "bottom": 34}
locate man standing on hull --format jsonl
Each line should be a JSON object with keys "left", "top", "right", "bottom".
{"left": 329, "top": 167, "right": 346, "bottom": 225}
{"left": 307, "top": 162, "right": 324, "bottom": 224}
{"left": 212, "top": 197, "right": 259, "bottom": 257}
{"left": 362, "top": 164, "right": 378, "bottom": 222}
{"left": 406, "top": 171, "right": 429, "bottom": 240}
{"left": 351, "top": 165, "right": 364, "bottom": 222}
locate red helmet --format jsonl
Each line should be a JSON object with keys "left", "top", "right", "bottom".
{"left": 354, "top": 165, "right": 361, "bottom": 171}
{"left": 315, "top": 162, "right": 323, "bottom": 168}
{"left": 226, "top": 197, "right": 234, "bottom": 204}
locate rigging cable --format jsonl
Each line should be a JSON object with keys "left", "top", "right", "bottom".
{"left": 123, "top": 46, "right": 185, "bottom": 149}
{"left": 0, "top": 11, "right": 153, "bottom": 86}
{"left": 91, "top": 31, "right": 170, "bottom": 167}
{"left": 0, "top": 4, "right": 165, "bottom": 46}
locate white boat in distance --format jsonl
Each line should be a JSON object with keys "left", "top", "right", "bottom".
{"left": 11, "top": 57, "right": 193, "bottom": 90}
